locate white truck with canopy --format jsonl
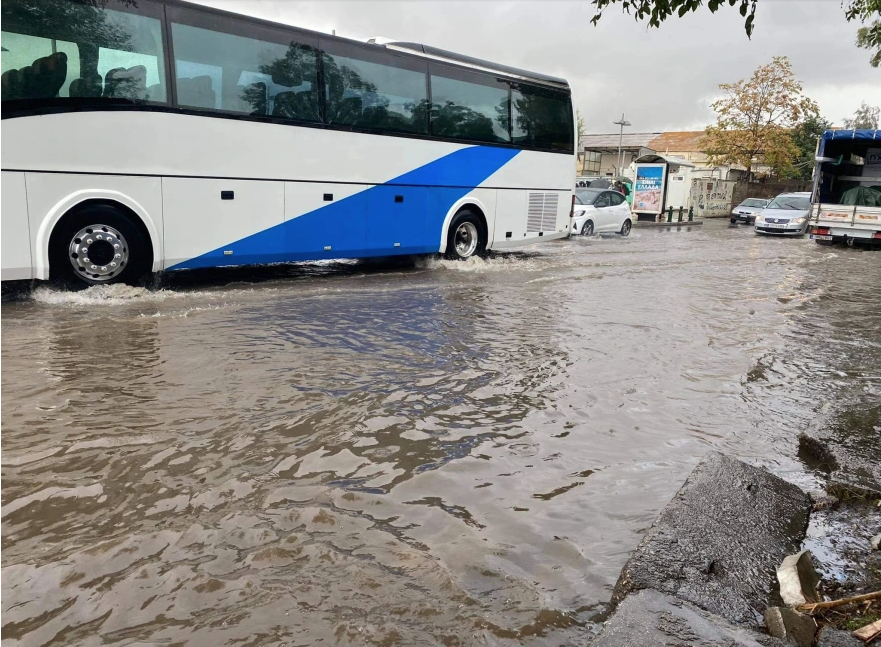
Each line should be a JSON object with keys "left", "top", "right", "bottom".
{"left": 809, "top": 129, "right": 881, "bottom": 247}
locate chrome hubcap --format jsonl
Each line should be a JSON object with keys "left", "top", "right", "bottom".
{"left": 454, "top": 222, "right": 478, "bottom": 258}
{"left": 622, "top": 222, "right": 631, "bottom": 235}
{"left": 68, "top": 224, "right": 128, "bottom": 282}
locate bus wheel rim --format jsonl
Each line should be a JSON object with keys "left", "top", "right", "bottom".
{"left": 455, "top": 222, "right": 479, "bottom": 257}
{"left": 68, "top": 224, "right": 129, "bottom": 282}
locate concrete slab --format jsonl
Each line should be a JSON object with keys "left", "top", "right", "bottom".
{"left": 612, "top": 452, "right": 811, "bottom": 626}
{"left": 777, "top": 550, "right": 821, "bottom": 606}
{"left": 765, "top": 607, "right": 817, "bottom": 647}
{"left": 590, "top": 589, "right": 788, "bottom": 647}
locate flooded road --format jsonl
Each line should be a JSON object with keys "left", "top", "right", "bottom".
{"left": 3, "top": 220, "right": 879, "bottom": 646}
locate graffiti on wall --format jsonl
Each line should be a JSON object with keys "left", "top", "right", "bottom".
{"left": 690, "top": 179, "right": 736, "bottom": 217}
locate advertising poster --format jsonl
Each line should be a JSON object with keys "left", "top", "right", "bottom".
{"left": 633, "top": 163, "right": 667, "bottom": 214}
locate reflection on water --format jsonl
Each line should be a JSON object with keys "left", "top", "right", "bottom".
{"left": 2, "top": 222, "right": 879, "bottom": 645}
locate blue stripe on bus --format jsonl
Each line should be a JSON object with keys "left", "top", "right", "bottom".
{"left": 169, "top": 145, "right": 520, "bottom": 270}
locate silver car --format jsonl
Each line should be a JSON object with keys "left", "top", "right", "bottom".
{"left": 730, "top": 198, "right": 769, "bottom": 224}
{"left": 754, "top": 193, "right": 812, "bottom": 236}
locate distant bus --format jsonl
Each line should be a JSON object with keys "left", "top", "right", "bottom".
{"left": 1, "top": 0, "right": 575, "bottom": 286}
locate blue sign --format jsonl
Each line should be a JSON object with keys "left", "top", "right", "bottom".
{"left": 633, "top": 164, "right": 666, "bottom": 214}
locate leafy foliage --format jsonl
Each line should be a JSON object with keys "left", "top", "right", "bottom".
{"left": 788, "top": 114, "right": 831, "bottom": 180}
{"left": 845, "top": 0, "right": 881, "bottom": 67}
{"left": 590, "top": 0, "right": 758, "bottom": 35}
{"left": 701, "top": 57, "right": 818, "bottom": 179}
{"left": 590, "top": 0, "right": 881, "bottom": 67}
{"left": 843, "top": 101, "right": 881, "bottom": 128}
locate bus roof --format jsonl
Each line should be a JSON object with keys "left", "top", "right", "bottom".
{"left": 379, "top": 42, "right": 569, "bottom": 88}
{"left": 174, "top": 0, "right": 570, "bottom": 90}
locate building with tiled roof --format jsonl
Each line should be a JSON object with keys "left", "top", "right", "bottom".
{"left": 577, "top": 132, "right": 661, "bottom": 177}
{"left": 579, "top": 129, "right": 765, "bottom": 180}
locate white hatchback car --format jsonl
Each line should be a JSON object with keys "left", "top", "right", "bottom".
{"left": 571, "top": 188, "right": 632, "bottom": 237}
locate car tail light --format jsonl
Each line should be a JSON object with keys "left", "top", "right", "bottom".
{"left": 873, "top": 232, "right": 881, "bottom": 239}
{"left": 814, "top": 227, "right": 830, "bottom": 235}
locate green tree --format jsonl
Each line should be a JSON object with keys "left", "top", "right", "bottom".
{"left": 846, "top": 0, "right": 881, "bottom": 67}
{"left": 843, "top": 101, "right": 880, "bottom": 128}
{"left": 701, "top": 57, "right": 818, "bottom": 180}
{"left": 787, "top": 114, "right": 831, "bottom": 180}
{"left": 589, "top": 0, "right": 881, "bottom": 68}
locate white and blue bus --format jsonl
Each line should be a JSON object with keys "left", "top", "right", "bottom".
{"left": 1, "top": 0, "right": 575, "bottom": 286}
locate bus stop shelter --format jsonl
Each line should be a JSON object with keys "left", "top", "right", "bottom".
{"left": 631, "top": 153, "right": 695, "bottom": 222}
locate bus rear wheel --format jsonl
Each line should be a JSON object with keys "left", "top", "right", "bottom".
{"left": 444, "top": 209, "right": 486, "bottom": 260}
{"left": 50, "top": 205, "right": 151, "bottom": 288}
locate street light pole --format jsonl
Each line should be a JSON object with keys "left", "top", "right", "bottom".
{"left": 613, "top": 113, "right": 632, "bottom": 176}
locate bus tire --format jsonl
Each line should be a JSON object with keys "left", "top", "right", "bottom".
{"left": 49, "top": 204, "right": 151, "bottom": 288}
{"left": 444, "top": 209, "right": 486, "bottom": 260}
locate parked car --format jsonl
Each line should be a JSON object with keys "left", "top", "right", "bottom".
{"left": 730, "top": 198, "right": 770, "bottom": 224}
{"left": 571, "top": 189, "right": 632, "bottom": 237}
{"left": 754, "top": 193, "right": 812, "bottom": 236}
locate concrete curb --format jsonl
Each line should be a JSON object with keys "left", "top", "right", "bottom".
{"left": 633, "top": 220, "right": 704, "bottom": 228}
{"left": 591, "top": 452, "right": 812, "bottom": 644}
{"left": 591, "top": 589, "right": 789, "bottom": 647}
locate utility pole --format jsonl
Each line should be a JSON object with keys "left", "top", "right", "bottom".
{"left": 613, "top": 113, "right": 632, "bottom": 176}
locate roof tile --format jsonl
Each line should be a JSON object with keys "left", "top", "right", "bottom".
{"left": 647, "top": 131, "right": 707, "bottom": 152}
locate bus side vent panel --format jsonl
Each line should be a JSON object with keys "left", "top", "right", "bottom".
{"left": 542, "top": 193, "right": 559, "bottom": 231}
{"left": 527, "top": 192, "right": 559, "bottom": 232}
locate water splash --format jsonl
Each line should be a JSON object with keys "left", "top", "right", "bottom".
{"left": 32, "top": 284, "right": 189, "bottom": 306}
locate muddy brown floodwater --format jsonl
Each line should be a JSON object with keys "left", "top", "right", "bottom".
{"left": 2, "top": 220, "right": 880, "bottom": 646}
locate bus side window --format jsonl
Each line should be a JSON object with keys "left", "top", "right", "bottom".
{"left": 1, "top": 32, "right": 79, "bottom": 101}
{"left": 1, "top": 1, "right": 166, "bottom": 105}
{"left": 512, "top": 84, "right": 574, "bottom": 153}
{"left": 321, "top": 41, "right": 428, "bottom": 135}
{"left": 169, "top": 17, "right": 320, "bottom": 123}
{"left": 428, "top": 65, "right": 511, "bottom": 144}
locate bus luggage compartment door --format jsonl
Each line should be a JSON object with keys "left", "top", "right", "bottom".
{"left": 366, "top": 186, "right": 429, "bottom": 255}
{"left": 163, "top": 178, "right": 284, "bottom": 268}
{"left": 1, "top": 172, "right": 33, "bottom": 281}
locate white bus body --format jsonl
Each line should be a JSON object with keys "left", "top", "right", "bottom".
{"left": 1, "top": 0, "right": 575, "bottom": 284}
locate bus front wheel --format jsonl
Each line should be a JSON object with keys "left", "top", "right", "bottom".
{"left": 50, "top": 204, "right": 151, "bottom": 288}
{"left": 444, "top": 209, "right": 486, "bottom": 260}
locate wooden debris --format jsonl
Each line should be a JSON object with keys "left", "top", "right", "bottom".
{"left": 796, "top": 591, "right": 881, "bottom": 615}
{"left": 852, "top": 618, "right": 881, "bottom": 643}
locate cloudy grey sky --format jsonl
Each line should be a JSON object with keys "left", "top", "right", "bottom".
{"left": 194, "top": 0, "right": 880, "bottom": 134}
